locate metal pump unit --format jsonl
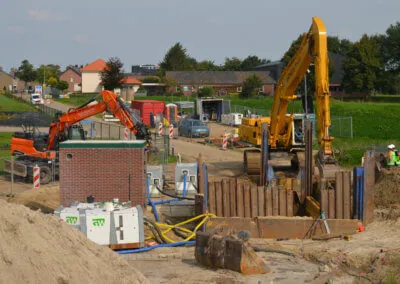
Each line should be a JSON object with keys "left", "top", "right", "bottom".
{"left": 175, "top": 163, "right": 198, "bottom": 195}
{"left": 146, "top": 165, "right": 163, "bottom": 198}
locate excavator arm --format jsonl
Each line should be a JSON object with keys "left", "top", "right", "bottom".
{"left": 269, "top": 17, "right": 333, "bottom": 159}
{"left": 47, "top": 90, "right": 141, "bottom": 150}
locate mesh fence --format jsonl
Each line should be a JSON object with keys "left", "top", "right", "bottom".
{"left": 231, "top": 105, "right": 270, "bottom": 116}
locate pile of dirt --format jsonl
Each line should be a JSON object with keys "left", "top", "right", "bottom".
{"left": 375, "top": 169, "right": 400, "bottom": 208}
{"left": 0, "top": 200, "right": 148, "bottom": 284}
{"left": 8, "top": 185, "right": 60, "bottom": 213}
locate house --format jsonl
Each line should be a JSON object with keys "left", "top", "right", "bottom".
{"left": 80, "top": 59, "right": 106, "bottom": 93}
{"left": 116, "top": 76, "right": 142, "bottom": 102}
{"left": 0, "top": 68, "right": 13, "bottom": 91}
{"left": 252, "top": 61, "right": 284, "bottom": 82}
{"left": 166, "top": 71, "right": 275, "bottom": 96}
{"left": 60, "top": 65, "right": 82, "bottom": 93}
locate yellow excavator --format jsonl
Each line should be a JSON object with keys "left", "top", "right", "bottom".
{"left": 239, "top": 17, "right": 339, "bottom": 180}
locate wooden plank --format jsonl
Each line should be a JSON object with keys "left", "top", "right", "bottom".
{"left": 258, "top": 186, "right": 265, "bottom": 216}
{"left": 335, "top": 171, "right": 343, "bottom": 219}
{"left": 208, "top": 182, "right": 216, "bottom": 215}
{"left": 250, "top": 185, "right": 258, "bottom": 218}
{"left": 229, "top": 179, "right": 237, "bottom": 217}
{"left": 328, "top": 189, "right": 336, "bottom": 219}
{"left": 343, "top": 171, "right": 351, "bottom": 219}
{"left": 244, "top": 184, "right": 251, "bottom": 218}
{"left": 197, "top": 154, "right": 204, "bottom": 194}
{"left": 206, "top": 218, "right": 359, "bottom": 239}
{"left": 236, "top": 183, "right": 244, "bottom": 217}
{"left": 279, "top": 189, "right": 287, "bottom": 216}
{"left": 265, "top": 189, "right": 272, "bottom": 216}
{"left": 222, "top": 179, "right": 230, "bottom": 217}
{"left": 215, "top": 181, "right": 223, "bottom": 217}
{"left": 272, "top": 188, "right": 279, "bottom": 216}
{"left": 195, "top": 194, "right": 205, "bottom": 216}
{"left": 320, "top": 189, "right": 328, "bottom": 216}
{"left": 285, "top": 178, "right": 293, "bottom": 191}
{"left": 286, "top": 190, "right": 293, "bottom": 217}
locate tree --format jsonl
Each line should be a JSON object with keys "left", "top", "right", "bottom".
{"left": 240, "top": 74, "right": 262, "bottom": 98}
{"left": 240, "top": 55, "right": 269, "bottom": 71}
{"left": 36, "top": 64, "right": 61, "bottom": 84}
{"left": 47, "top": 76, "right": 58, "bottom": 86}
{"left": 15, "top": 60, "right": 36, "bottom": 88}
{"left": 198, "top": 86, "right": 214, "bottom": 97}
{"left": 383, "top": 22, "right": 400, "bottom": 72}
{"left": 56, "top": 80, "right": 69, "bottom": 92}
{"left": 142, "top": 76, "right": 160, "bottom": 83}
{"left": 223, "top": 57, "right": 242, "bottom": 71}
{"left": 160, "top": 42, "right": 196, "bottom": 72}
{"left": 342, "top": 34, "right": 383, "bottom": 93}
{"left": 196, "top": 60, "right": 220, "bottom": 71}
{"left": 100, "top": 57, "right": 125, "bottom": 91}
{"left": 281, "top": 34, "right": 304, "bottom": 67}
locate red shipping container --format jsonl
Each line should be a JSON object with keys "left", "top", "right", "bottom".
{"left": 131, "top": 100, "right": 165, "bottom": 126}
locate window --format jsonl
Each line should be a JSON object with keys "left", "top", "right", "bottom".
{"left": 70, "top": 78, "right": 74, "bottom": 83}
{"left": 237, "top": 86, "right": 242, "bottom": 92}
{"left": 66, "top": 153, "right": 73, "bottom": 160}
{"left": 259, "top": 86, "right": 264, "bottom": 92}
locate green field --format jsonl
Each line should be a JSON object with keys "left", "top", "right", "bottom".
{"left": 0, "top": 132, "right": 13, "bottom": 173}
{"left": 0, "top": 95, "right": 36, "bottom": 112}
{"left": 55, "top": 93, "right": 99, "bottom": 106}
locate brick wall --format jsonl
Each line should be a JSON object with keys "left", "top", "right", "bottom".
{"left": 60, "top": 69, "right": 82, "bottom": 93}
{"left": 59, "top": 143, "right": 146, "bottom": 207}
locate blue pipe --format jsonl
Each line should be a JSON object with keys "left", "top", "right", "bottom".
{"left": 183, "top": 174, "right": 187, "bottom": 197}
{"left": 116, "top": 241, "right": 195, "bottom": 254}
{"left": 147, "top": 177, "right": 161, "bottom": 222}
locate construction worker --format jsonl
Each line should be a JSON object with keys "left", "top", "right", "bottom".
{"left": 386, "top": 144, "right": 397, "bottom": 167}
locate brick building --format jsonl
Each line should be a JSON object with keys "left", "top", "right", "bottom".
{"left": 166, "top": 71, "right": 275, "bottom": 96}
{"left": 60, "top": 66, "right": 82, "bottom": 93}
{"left": 59, "top": 140, "right": 146, "bottom": 207}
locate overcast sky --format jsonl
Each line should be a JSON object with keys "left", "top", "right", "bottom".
{"left": 1, "top": 0, "right": 399, "bottom": 71}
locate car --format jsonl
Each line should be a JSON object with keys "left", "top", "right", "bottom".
{"left": 30, "top": 93, "right": 44, "bottom": 105}
{"left": 178, "top": 118, "right": 209, "bottom": 138}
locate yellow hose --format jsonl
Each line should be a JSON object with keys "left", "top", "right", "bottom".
{"left": 145, "top": 213, "right": 216, "bottom": 244}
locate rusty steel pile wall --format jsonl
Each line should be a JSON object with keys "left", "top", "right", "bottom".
{"left": 320, "top": 171, "right": 352, "bottom": 219}
{"left": 207, "top": 178, "right": 295, "bottom": 218}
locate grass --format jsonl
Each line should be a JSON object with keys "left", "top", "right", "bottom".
{"left": 0, "top": 132, "right": 13, "bottom": 173}
{"left": 55, "top": 93, "right": 99, "bottom": 106}
{"left": 0, "top": 94, "right": 36, "bottom": 112}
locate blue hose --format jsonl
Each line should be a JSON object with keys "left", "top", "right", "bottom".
{"left": 147, "top": 177, "right": 161, "bottom": 222}
{"left": 116, "top": 241, "right": 195, "bottom": 254}
{"left": 183, "top": 174, "right": 187, "bottom": 197}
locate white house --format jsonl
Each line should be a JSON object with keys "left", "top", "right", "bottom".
{"left": 81, "top": 59, "right": 106, "bottom": 93}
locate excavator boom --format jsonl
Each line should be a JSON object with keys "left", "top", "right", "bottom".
{"left": 270, "top": 17, "right": 333, "bottom": 158}
{"left": 47, "top": 90, "right": 139, "bottom": 150}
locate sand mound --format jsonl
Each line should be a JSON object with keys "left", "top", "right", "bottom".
{"left": 375, "top": 169, "right": 400, "bottom": 208}
{"left": 8, "top": 186, "right": 60, "bottom": 213}
{"left": 0, "top": 200, "right": 148, "bottom": 284}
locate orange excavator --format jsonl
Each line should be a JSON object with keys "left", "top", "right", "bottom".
{"left": 5, "top": 90, "right": 151, "bottom": 184}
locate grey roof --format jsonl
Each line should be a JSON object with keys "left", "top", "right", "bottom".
{"left": 253, "top": 60, "right": 284, "bottom": 69}
{"left": 166, "top": 71, "right": 275, "bottom": 85}
{"left": 63, "top": 66, "right": 81, "bottom": 76}
{"left": 328, "top": 52, "right": 346, "bottom": 85}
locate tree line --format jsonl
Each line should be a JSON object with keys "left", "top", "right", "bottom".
{"left": 282, "top": 22, "right": 400, "bottom": 95}
{"left": 13, "top": 60, "right": 69, "bottom": 91}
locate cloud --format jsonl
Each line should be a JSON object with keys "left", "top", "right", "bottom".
{"left": 7, "top": 26, "right": 24, "bottom": 34}
{"left": 72, "top": 34, "right": 90, "bottom": 44}
{"left": 28, "top": 9, "right": 64, "bottom": 21}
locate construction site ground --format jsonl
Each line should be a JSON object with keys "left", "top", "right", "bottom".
{"left": 2, "top": 127, "right": 400, "bottom": 282}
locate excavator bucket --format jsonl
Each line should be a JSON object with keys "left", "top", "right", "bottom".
{"left": 195, "top": 232, "right": 271, "bottom": 275}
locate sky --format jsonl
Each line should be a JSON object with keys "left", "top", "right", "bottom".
{"left": 1, "top": 0, "right": 399, "bottom": 72}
